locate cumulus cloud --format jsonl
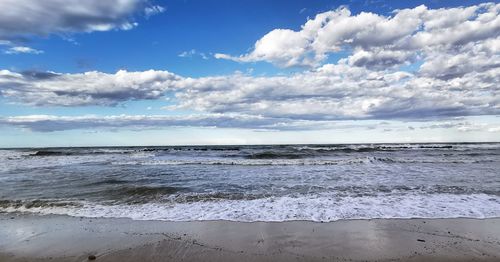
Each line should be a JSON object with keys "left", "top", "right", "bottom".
{"left": 3, "top": 46, "right": 44, "bottom": 54}
{"left": 199, "top": 3, "right": 499, "bottom": 124}
{"left": 0, "top": 69, "right": 181, "bottom": 106}
{"left": 216, "top": 3, "right": 500, "bottom": 69}
{"left": 347, "top": 48, "right": 415, "bottom": 70}
{"left": 0, "top": 0, "right": 164, "bottom": 43}
{"left": 419, "top": 37, "right": 500, "bottom": 79}
{"left": 171, "top": 62, "right": 499, "bottom": 120}
{"left": 215, "top": 27, "right": 319, "bottom": 67}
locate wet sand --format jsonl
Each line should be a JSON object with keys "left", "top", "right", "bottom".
{"left": 1, "top": 214, "right": 499, "bottom": 261}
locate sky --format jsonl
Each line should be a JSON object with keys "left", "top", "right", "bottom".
{"left": 0, "top": 0, "right": 499, "bottom": 147}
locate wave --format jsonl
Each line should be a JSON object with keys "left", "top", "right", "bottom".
{"left": 3, "top": 184, "right": 497, "bottom": 211}
{"left": 111, "top": 156, "right": 494, "bottom": 166}
{"left": 2, "top": 193, "right": 499, "bottom": 222}
{"left": 25, "top": 147, "right": 244, "bottom": 157}
{"left": 28, "top": 149, "right": 138, "bottom": 157}
{"left": 0, "top": 199, "right": 82, "bottom": 209}
{"left": 242, "top": 146, "right": 448, "bottom": 159}
{"left": 85, "top": 179, "right": 130, "bottom": 186}
{"left": 0, "top": 186, "right": 189, "bottom": 208}
{"left": 29, "top": 150, "right": 74, "bottom": 156}
{"left": 245, "top": 151, "right": 309, "bottom": 159}
{"left": 89, "top": 185, "right": 189, "bottom": 204}
{"left": 5, "top": 143, "right": 498, "bottom": 160}
{"left": 111, "top": 159, "right": 368, "bottom": 166}
{"left": 237, "top": 144, "right": 500, "bottom": 159}
{"left": 143, "top": 146, "right": 242, "bottom": 152}
{"left": 240, "top": 146, "right": 454, "bottom": 159}
{"left": 165, "top": 192, "right": 270, "bottom": 203}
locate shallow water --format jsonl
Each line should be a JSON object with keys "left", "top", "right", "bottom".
{"left": 0, "top": 143, "right": 499, "bottom": 221}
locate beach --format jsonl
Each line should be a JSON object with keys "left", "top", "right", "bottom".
{"left": 1, "top": 214, "right": 500, "bottom": 261}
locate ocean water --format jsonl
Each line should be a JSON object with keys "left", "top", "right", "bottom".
{"left": 0, "top": 143, "right": 499, "bottom": 222}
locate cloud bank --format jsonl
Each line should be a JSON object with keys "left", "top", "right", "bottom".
{"left": 0, "top": 114, "right": 277, "bottom": 132}
{"left": 1, "top": 61, "right": 498, "bottom": 120}
{"left": 1, "top": 114, "right": 499, "bottom": 134}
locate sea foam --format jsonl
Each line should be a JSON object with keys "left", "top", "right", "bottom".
{"left": 2, "top": 193, "right": 500, "bottom": 222}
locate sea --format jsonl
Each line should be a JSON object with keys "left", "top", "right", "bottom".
{"left": 0, "top": 143, "right": 499, "bottom": 222}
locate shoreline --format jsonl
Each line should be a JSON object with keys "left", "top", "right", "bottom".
{"left": 1, "top": 213, "right": 500, "bottom": 261}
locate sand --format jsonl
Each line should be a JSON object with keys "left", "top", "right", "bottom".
{"left": 1, "top": 213, "right": 500, "bottom": 261}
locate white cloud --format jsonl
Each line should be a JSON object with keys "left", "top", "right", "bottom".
{"left": 215, "top": 28, "right": 319, "bottom": 67}
{"left": 2, "top": 114, "right": 499, "bottom": 136}
{"left": 170, "top": 61, "right": 499, "bottom": 120}
{"left": 419, "top": 37, "right": 500, "bottom": 79}
{"left": 179, "top": 49, "right": 209, "bottom": 59}
{"left": 0, "top": 0, "right": 162, "bottom": 42}
{"left": 145, "top": 5, "right": 166, "bottom": 18}
{"left": 0, "top": 114, "right": 288, "bottom": 132}
{"left": 193, "top": 3, "right": 499, "bottom": 124}
{"left": 420, "top": 120, "right": 500, "bottom": 133}
{"left": 0, "top": 69, "right": 181, "bottom": 106}
{"left": 1, "top": 56, "right": 498, "bottom": 120}
{"left": 215, "top": 3, "right": 500, "bottom": 69}
{"left": 4, "top": 46, "right": 43, "bottom": 54}
{"left": 347, "top": 48, "right": 415, "bottom": 69}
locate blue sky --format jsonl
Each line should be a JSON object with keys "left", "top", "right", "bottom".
{"left": 0, "top": 0, "right": 499, "bottom": 147}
